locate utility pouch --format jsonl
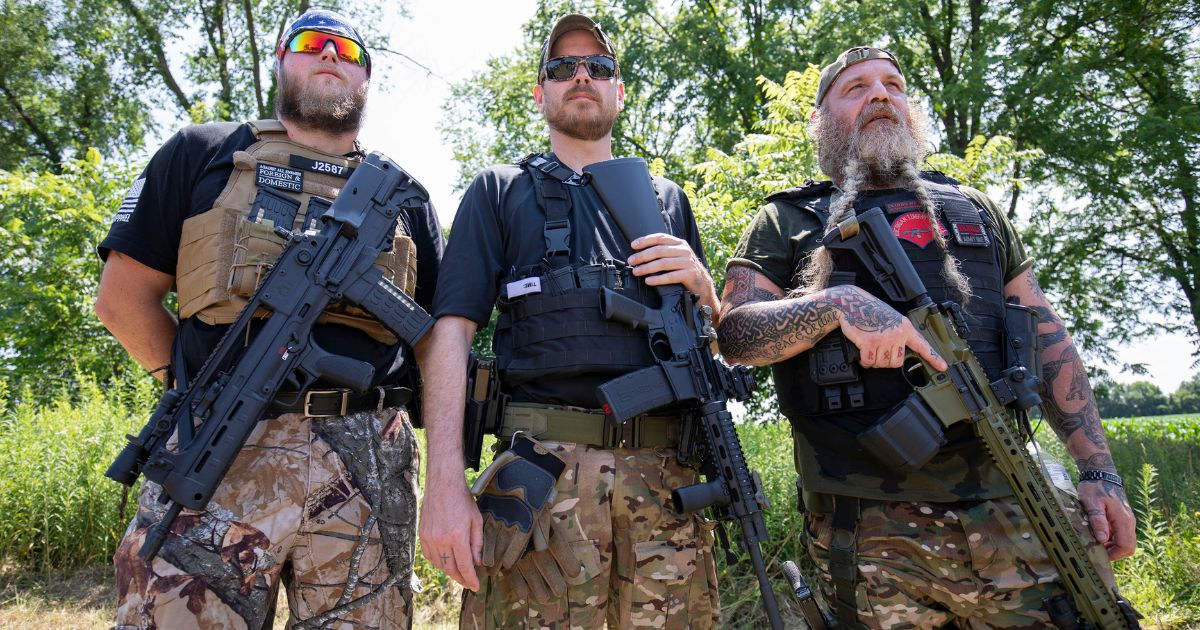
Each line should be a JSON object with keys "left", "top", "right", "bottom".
{"left": 990, "top": 301, "right": 1043, "bottom": 411}
{"left": 464, "top": 352, "right": 508, "bottom": 470}
{"left": 810, "top": 335, "right": 864, "bottom": 412}
{"left": 857, "top": 393, "right": 946, "bottom": 472}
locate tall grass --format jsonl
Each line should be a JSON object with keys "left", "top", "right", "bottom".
{"left": 3, "top": 382, "right": 1199, "bottom": 627}
{"left": 0, "top": 377, "right": 154, "bottom": 570}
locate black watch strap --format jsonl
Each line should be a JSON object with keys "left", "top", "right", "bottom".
{"left": 1080, "top": 469, "right": 1123, "bottom": 487}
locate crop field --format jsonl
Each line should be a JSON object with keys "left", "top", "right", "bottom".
{"left": 0, "top": 386, "right": 1196, "bottom": 628}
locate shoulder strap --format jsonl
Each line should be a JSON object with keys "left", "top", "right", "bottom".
{"left": 246, "top": 119, "right": 288, "bottom": 137}
{"left": 517, "top": 153, "right": 585, "bottom": 269}
{"left": 767, "top": 179, "right": 835, "bottom": 225}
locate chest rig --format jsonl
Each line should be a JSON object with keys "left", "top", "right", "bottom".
{"left": 493, "top": 154, "right": 660, "bottom": 388}
{"left": 175, "top": 120, "right": 417, "bottom": 344}
{"left": 774, "top": 175, "right": 1008, "bottom": 421}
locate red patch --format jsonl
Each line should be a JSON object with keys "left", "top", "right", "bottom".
{"left": 891, "top": 212, "right": 947, "bottom": 248}
{"left": 885, "top": 200, "right": 922, "bottom": 213}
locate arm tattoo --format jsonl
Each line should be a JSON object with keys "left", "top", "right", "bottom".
{"left": 1033, "top": 294, "right": 1111, "bottom": 453}
{"left": 718, "top": 282, "right": 899, "bottom": 363}
{"left": 723, "top": 266, "right": 782, "bottom": 309}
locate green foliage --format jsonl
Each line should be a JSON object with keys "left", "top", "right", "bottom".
{"left": 1117, "top": 464, "right": 1200, "bottom": 626}
{"left": 0, "top": 151, "right": 143, "bottom": 401}
{"left": 0, "top": 0, "right": 150, "bottom": 169}
{"left": 0, "top": 376, "right": 157, "bottom": 570}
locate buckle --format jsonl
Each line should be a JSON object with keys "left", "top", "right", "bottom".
{"left": 605, "top": 416, "right": 640, "bottom": 448}
{"left": 536, "top": 159, "right": 561, "bottom": 174}
{"left": 544, "top": 219, "right": 571, "bottom": 256}
{"left": 303, "top": 389, "right": 350, "bottom": 418}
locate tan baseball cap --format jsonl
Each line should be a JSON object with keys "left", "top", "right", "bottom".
{"left": 815, "top": 46, "right": 903, "bottom": 107}
{"left": 537, "top": 14, "right": 618, "bottom": 82}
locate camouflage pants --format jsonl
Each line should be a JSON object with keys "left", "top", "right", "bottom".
{"left": 114, "top": 407, "right": 420, "bottom": 630}
{"left": 805, "top": 491, "right": 1116, "bottom": 629}
{"left": 461, "top": 442, "right": 721, "bottom": 629}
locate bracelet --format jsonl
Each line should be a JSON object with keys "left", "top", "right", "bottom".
{"left": 147, "top": 364, "right": 169, "bottom": 376}
{"left": 1079, "top": 469, "right": 1123, "bottom": 487}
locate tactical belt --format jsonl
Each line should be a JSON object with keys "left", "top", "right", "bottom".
{"left": 269, "top": 385, "right": 412, "bottom": 418}
{"left": 500, "top": 402, "right": 681, "bottom": 449}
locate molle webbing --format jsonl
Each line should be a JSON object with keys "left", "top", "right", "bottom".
{"left": 175, "top": 121, "right": 417, "bottom": 343}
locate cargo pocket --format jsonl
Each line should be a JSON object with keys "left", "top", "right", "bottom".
{"left": 630, "top": 538, "right": 704, "bottom": 630}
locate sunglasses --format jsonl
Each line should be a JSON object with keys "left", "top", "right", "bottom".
{"left": 286, "top": 30, "right": 368, "bottom": 67}
{"left": 540, "top": 55, "right": 618, "bottom": 82}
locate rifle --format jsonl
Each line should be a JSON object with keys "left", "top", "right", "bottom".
{"left": 583, "top": 158, "right": 790, "bottom": 630}
{"left": 822, "top": 206, "right": 1140, "bottom": 630}
{"left": 105, "top": 153, "right": 435, "bottom": 561}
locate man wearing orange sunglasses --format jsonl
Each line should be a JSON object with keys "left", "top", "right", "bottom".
{"left": 98, "top": 8, "right": 442, "bottom": 629}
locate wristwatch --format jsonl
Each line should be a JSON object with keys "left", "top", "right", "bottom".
{"left": 1079, "top": 469, "right": 1123, "bottom": 487}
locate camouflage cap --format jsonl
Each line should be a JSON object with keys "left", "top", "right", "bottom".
{"left": 537, "top": 14, "right": 618, "bottom": 82}
{"left": 815, "top": 46, "right": 903, "bottom": 107}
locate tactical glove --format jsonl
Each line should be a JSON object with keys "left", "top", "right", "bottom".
{"left": 505, "top": 517, "right": 582, "bottom": 603}
{"left": 471, "top": 434, "right": 567, "bottom": 572}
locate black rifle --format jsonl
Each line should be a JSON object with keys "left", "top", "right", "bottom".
{"left": 583, "top": 158, "right": 788, "bottom": 630}
{"left": 823, "top": 206, "right": 1140, "bottom": 630}
{"left": 106, "top": 153, "right": 435, "bottom": 561}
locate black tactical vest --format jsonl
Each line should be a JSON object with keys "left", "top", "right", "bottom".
{"left": 764, "top": 176, "right": 1017, "bottom": 501}
{"left": 493, "top": 155, "right": 660, "bottom": 389}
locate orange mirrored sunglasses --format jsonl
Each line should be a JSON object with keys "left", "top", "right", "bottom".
{"left": 286, "top": 30, "right": 367, "bottom": 66}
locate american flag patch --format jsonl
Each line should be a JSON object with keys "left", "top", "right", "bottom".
{"left": 112, "top": 177, "right": 145, "bottom": 223}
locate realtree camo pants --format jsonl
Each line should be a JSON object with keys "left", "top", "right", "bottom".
{"left": 805, "top": 490, "right": 1117, "bottom": 629}
{"left": 114, "top": 407, "right": 419, "bottom": 630}
{"left": 461, "top": 442, "right": 721, "bottom": 629}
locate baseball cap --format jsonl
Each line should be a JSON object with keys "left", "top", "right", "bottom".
{"left": 276, "top": 8, "right": 372, "bottom": 76}
{"left": 815, "top": 47, "right": 903, "bottom": 107}
{"left": 537, "top": 14, "right": 618, "bottom": 81}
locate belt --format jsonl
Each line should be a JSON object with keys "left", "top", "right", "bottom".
{"left": 269, "top": 386, "right": 412, "bottom": 418}
{"left": 500, "top": 402, "right": 681, "bottom": 449}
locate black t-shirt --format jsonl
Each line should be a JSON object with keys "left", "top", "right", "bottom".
{"left": 99, "top": 122, "right": 445, "bottom": 385}
{"left": 433, "top": 155, "right": 707, "bottom": 406}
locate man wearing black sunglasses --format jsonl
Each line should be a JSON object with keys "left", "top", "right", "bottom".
{"left": 419, "top": 13, "right": 721, "bottom": 630}
{"left": 96, "top": 8, "right": 443, "bottom": 629}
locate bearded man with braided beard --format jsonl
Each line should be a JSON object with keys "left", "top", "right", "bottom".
{"left": 717, "top": 47, "right": 1137, "bottom": 629}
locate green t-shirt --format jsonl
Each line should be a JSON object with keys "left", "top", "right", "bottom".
{"left": 729, "top": 184, "right": 1032, "bottom": 292}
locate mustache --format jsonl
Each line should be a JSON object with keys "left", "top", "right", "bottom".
{"left": 856, "top": 102, "right": 902, "bottom": 128}
{"left": 564, "top": 85, "right": 600, "bottom": 101}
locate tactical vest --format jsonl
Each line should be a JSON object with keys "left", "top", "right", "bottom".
{"left": 175, "top": 120, "right": 417, "bottom": 344}
{"left": 493, "top": 154, "right": 659, "bottom": 388}
{"left": 772, "top": 174, "right": 1013, "bottom": 501}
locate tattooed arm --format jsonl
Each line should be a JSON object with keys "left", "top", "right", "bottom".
{"left": 717, "top": 265, "right": 947, "bottom": 371}
{"left": 1005, "top": 268, "right": 1136, "bottom": 560}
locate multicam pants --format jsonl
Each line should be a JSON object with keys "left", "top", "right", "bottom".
{"left": 461, "top": 442, "right": 721, "bottom": 629}
{"left": 805, "top": 490, "right": 1117, "bottom": 629}
{"left": 114, "top": 407, "right": 420, "bottom": 630}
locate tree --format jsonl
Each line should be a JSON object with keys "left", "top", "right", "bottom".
{"left": 1172, "top": 373, "right": 1200, "bottom": 414}
{"left": 0, "top": 151, "right": 143, "bottom": 399}
{"left": 0, "top": 0, "right": 151, "bottom": 170}
{"left": 0, "top": 0, "right": 398, "bottom": 169}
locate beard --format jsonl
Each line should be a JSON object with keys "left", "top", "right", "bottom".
{"left": 276, "top": 67, "right": 368, "bottom": 135}
{"left": 543, "top": 84, "right": 619, "bottom": 141}
{"left": 815, "top": 100, "right": 930, "bottom": 188}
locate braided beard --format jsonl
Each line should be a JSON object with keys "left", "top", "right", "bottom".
{"left": 800, "top": 102, "right": 972, "bottom": 302}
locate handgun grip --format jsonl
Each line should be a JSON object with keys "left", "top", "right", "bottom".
{"left": 600, "top": 288, "right": 655, "bottom": 330}
{"left": 301, "top": 345, "right": 375, "bottom": 391}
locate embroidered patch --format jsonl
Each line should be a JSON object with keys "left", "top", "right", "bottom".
{"left": 289, "top": 155, "right": 355, "bottom": 179}
{"left": 256, "top": 163, "right": 304, "bottom": 192}
{"left": 507, "top": 277, "right": 542, "bottom": 298}
{"left": 112, "top": 177, "right": 146, "bottom": 223}
{"left": 891, "top": 212, "right": 947, "bottom": 248}
{"left": 951, "top": 222, "right": 990, "bottom": 247}
{"left": 885, "top": 199, "right": 922, "bottom": 213}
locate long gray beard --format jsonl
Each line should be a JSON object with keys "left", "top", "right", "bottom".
{"left": 798, "top": 159, "right": 974, "bottom": 305}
